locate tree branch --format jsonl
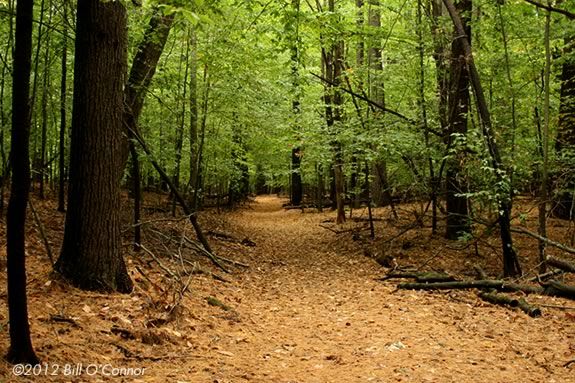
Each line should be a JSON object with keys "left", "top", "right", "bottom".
{"left": 522, "top": 0, "right": 575, "bottom": 19}
{"left": 310, "top": 72, "right": 416, "bottom": 124}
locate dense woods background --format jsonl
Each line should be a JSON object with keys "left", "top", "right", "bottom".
{"left": 1, "top": 0, "right": 575, "bottom": 374}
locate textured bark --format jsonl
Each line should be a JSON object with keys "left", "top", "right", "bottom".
{"left": 122, "top": 9, "right": 175, "bottom": 167}
{"left": 56, "top": 0, "right": 132, "bottom": 293}
{"left": 553, "top": 35, "right": 575, "bottom": 219}
{"left": 445, "top": 0, "right": 471, "bottom": 240}
{"left": 6, "top": 0, "right": 39, "bottom": 364}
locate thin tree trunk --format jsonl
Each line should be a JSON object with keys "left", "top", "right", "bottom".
{"left": 39, "top": 1, "right": 52, "bottom": 199}
{"left": 539, "top": 9, "right": 552, "bottom": 273}
{"left": 290, "top": 0, "right": 303, "bottom": 206}
{"left": 368, "top": 0, "right": 392, "bottom": 208}
{"left": 172, "top": 30, "right": 190, "bottom": 215}
{"left": 417, "top": 0, "right": 437, "bottom": 234}
{"left": 58, "top": 0, "right": 68, "bottom": 212}
{"left": 6, "top": 0, "right": 39, "bottom": 364}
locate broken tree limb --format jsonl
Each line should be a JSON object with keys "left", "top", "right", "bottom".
{"left": 29, "top": 199, "right": 53, "bottom": 265}
{"left": 544, "top": 280, "right": 575, "bottom": 300}
{"left": 310, "top": 72, "right": 416, "bottom": 124}
{"left": 182, "top": 235, "right": 229, "bottom": 273}
{"left": 126, "top": 125, "right": 213, "bottom": 255}
{"left": 546, "top": 256, "right": 575, "bottom": 273}
{"left": 478, "top": 291, "right": 541, "bottom": 318}
{"left": 510, "top": 226, "right": 575, "bottom": 255}
{"left": 397, "top": 280, "right": 545, "bottom": 294}
{"left": 379, "top": 271, "right": 456, "bottom": 283}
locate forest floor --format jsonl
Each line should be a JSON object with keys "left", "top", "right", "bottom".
{"left": 0, "top": 194, "right": 574, "bottom": 382}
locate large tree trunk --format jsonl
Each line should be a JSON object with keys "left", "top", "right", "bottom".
{"left": 553, "top": 34, "right": 575, "bottom": 219}
{"left": 6, "top": 0, "right": 39, "bottom": 364}
{"left": 56, "top": 0, "right": 133, "bottom": 293}
{"left": 444, "top": 0, "right": 471, "bottom": 240}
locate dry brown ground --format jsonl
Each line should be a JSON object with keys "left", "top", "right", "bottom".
{"left": 0, "top": 194, "right": 574, "bottom": 383}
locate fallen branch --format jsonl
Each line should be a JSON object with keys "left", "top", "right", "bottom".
{"left": 397, "top": 280, "right": 544, "bottom": 294}
{"left": 139, "top": 244, "right": 179, "bottom": 280}
{"left": 379, "top": 271, "right": 456, "bottom": 283}
{"left": 546, "top": 256, "right": 575, "bottom": 273}
{"left": 29, "top": 199, "right": 53, "bottom": 265}
{"left": 544, "top": 280, "right": 575, "bottom": 300}
{"left": 511, "top": 227, "right": 575, "bottom": 255}
{"left": 183, "top": 235, "right": 230, "bottom": 273}
{"left": 478, "top": 291, "right": 541, "bottom": 318}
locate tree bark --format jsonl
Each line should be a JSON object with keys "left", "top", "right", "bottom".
{"left": 56, "top": 0, "right": 133, "bottom": 293}
{"left": 6, "top": 0, "right": 39, "bottom": 364}
{"left": 442, "top": 0, "right": 521, "bottom": 277}
{"left": 445, "top": 0, "right": 471, "bottom": 240}
{"left": 123, "top": 8, "right": 175, "bottom": 246}
{"left": 553, "top": 34, "right": 575, "bottom": 219}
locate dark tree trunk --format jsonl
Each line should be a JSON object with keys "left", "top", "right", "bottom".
{"left": 122, "top": 9, "right": 175, "bottom": 166}
{"left": 55, "top": 0, "right": 133, "bottom": 293}
{"left": 0, "top": 0, "right": 15, "bottom": 214}
{"left": 291, "top": 147, "right": 303, "bottom": 205}
{"left": 57, "top": 1, "right": 68, "bottom": 213}
{"left": 123, "top": 8, "right": 174, "bottom": 246}
{"left": 289, "top": 0, "right": 303, "bottom": 206}
{"left": 445, "top": 0, "right": 471, "bottom": 240}
{"left": 6, "top": 0, "right": 39, "bottom": 364}
{"left": 553, "top": 35, "right": 575, "bottom": 219}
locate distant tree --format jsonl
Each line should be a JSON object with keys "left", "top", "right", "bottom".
{"left": 6, "top": 0, "right": 39, "bottom": 364}
{"left": 55, "top": 0, "right": 132, "bottom": 293}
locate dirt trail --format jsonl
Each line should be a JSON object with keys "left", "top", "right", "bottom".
{"left": 195, "top": 195, "right": 573, "bottom": 383}
{"left": 0, "top": 195, "right": 573, "bottom": 383}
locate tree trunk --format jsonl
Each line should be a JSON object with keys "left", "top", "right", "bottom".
{"left": 289, "top": 0, "right": 303, "bottom": 206}
{"left": 123, "top": 8, "right": 174, "bottom": 246}
{"left": 56, "top": 0, "right": 133, "bottom": 293}
{"left": 442, "top": 0, "right": 521, "bottom": 277}
{"left": 368, "top": 1, "right": 393, "bottom": 207}
{"left": 6, "top": 0, "right": 39, "bottom": 364}
{"left": 324, "top": 0, "right": 346, "bottom": 224}
{"left": 553, "top": 34, "right": 575, "bottom": 219}
{"left": 444, "top": 0, "right": 471, "bottom": 240}
{"left": 58, "top": 1, "right": 68, "bottom": 212}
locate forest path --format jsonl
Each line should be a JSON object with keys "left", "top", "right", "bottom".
{"left": 195, "top": 195, "right": 572, "bottom": 383}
